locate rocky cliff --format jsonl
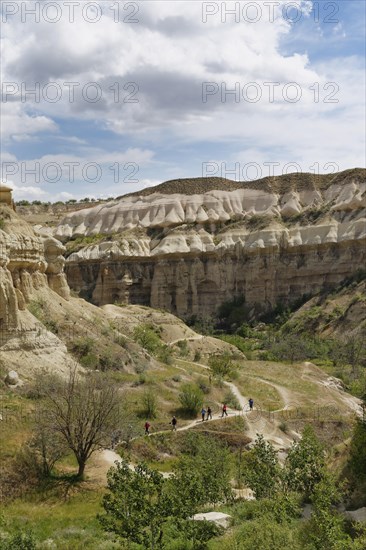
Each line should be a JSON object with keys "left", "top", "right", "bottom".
{"left": 0, "top": 205, "right": 76, "bottom": 376}
{"left": 55, "top": 169, "right": 366, "bottom": 319}
{"left": 0, "top": 205, "right": 70, "bottom": 330}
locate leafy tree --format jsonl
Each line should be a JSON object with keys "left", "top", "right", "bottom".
{"left": 334, "top": 334, "right": 366, "bottom": 378}
{"left": 26, "top": 418, "right": 68, "bottom": 477}
{"left": 179, "top": 383, "right": 203, "bottom": 416}
{"left": 169, "top": 435, "right": 232, "bottom": 512}
{"left": 99, "top": 436, "right": 232, "bottom": 549}
{"left": 232, "top": 515, "right": 300, "bottom": 550}
{"left": 269, "top": 334, "right": 310, "bottom": 363}
{"left": 283, "top": 425, "right": 325, "bottom": 497}
{"left": 208, "top": 352, "right": 237, "bottom": 379}
{"left": 133, "top": 324, "right": 161, "bottom": 355}
{"left": 41, "top": 367, "right": 122, "bottom": 478}
{"left": 303, "top": 471, "right": 351, "bottom": 550}
{"left": 100, "top": 460, "right": 169, "bottom": 549}
{"left": 348, "top": 419, "right": 366, "bottom": 480}
{"left": 242, "top": 434, "right": 280, "bottom": 498}
{"left": 141, "top": 388, "right": 158, "bottom": 419}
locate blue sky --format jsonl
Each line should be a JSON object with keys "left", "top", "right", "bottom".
{"left": 1, "top": 0, "right": 365, "bottom": 201}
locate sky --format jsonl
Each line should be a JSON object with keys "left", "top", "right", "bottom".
{"left": 1, "top": 0, "right": 365, "bottom": 201}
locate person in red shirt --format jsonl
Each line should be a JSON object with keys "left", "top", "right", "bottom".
{"left": 144, "top": 421, "right": 151, "bottom": 435}
{"left": 221, "top": 403, "right": 228, "bottom": 417}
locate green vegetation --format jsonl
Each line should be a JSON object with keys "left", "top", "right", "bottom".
{"left": 27, "top": 299, "right": 59, "bottom": 334}
{"left": 65, "top": 233, "right": 106, "bottom": 256}
{"left": 35, "top": 368, "right": 122, "bottom": 478}
{"left": 208, "top": 352, "right": 237, "bottom": 379}
{"left": 100, "top": 435, "right": 231, "bottom": 549}
{"left": 179, "top": 383, "right": 204, "bottom": 416}
{"left": 141, "top": 388, "right": 158, "bottom": 419}
{"left": 133, "top": 323, "right": 173, "bottom": 364}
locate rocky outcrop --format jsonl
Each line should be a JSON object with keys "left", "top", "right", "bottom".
{"left": 0, "top": 205, "right": 70, "bottom": 331}
{"left": 57, "top": 170, "right": 366, "bottom": 318}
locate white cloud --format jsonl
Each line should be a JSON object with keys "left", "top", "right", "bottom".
{"left": 1, "top": 0, "right": 364, "bottom": 194}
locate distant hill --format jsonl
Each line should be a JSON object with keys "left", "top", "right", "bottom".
{"left": 124, "top": 168, "right": 366, "bottom": 197}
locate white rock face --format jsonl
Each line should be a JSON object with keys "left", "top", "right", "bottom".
{"left": 192, "top": 512, "right": 232, "bottom": 529}
{"left": 55, "top": 179, "right": 366, "bottom": 242}
{"left": 55, "top": 172, "right": 366, "bottom": 317}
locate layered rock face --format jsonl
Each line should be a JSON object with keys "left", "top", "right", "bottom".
{"left": 0, "top": 205, "right": 70, "bottom": 331}
{"left": 56, "top": 170, "right": 366, "bottom": 318}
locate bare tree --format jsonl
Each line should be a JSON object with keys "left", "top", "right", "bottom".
{"left": 42, "top": 367, "right": 122, "bottom": 478}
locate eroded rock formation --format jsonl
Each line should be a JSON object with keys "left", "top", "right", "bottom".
{"left": 0, "top": 205, "right": 70, "bottom": 331}
{"left": 56, "top": 170, "right": 366, "bottom": 318}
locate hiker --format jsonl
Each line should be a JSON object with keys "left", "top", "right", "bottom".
{"left": 144, "top": 421, "right": 151, "bottom": 435}
{"left": 207, "top": 406, "right": 212, "bottom": 420}
{"left": 201, "top": 407, "right": 206, "bottom": 422}
{"left": 249, "top": 398, "right": 254, "bottom": 411}
{"left": 171, "top": 416, "right": 177, "bottom": 431}
{"left": 221, "top": 403, "right": 228, "bottom": 417}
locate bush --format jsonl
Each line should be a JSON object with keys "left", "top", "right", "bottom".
{"left": 177, "top": 340, "right": 189, "bottom": 357}
{"left": 71, "top": 337, "right": 95, "bottom": 357}
{"left": 133, "top": 324, "right": 161, "bottom": 355}
{"left": 224, "top": 389, "right": 241, "bottom": 410}
{"left": 1, "top": 531, "right": 37, "bottom": 550}
{"left": 141, "top": 389, "right": 158, "bottom": 419}
{"left": 193, "top": 351, "right": 201, "bottom": 362}
{"left": 279, "top": 421, "right": 289, "bottom": 433}
{"left": 157, "top": 345, "right": 173, "bottom": 365}
{"left": 99, "top": 352, "right": 120, "bottom": 371}
{"left": 197, "top": 377, "right": 210, "bottom": 395}
{"left": 233, "top": 516, "right": 300, "bottom": 550}
{"left": 179, "top": 384, "right": 204, "bottom": 416}
{"left": 208, "top": 352, "right": 237, "bottom": 379}
{"left": 217, "top": 295, "right": 250, "bottom": 331}
{"left": 348, "top": 419, "right": 366, "bottom": 481}
{"left": 80, "top": 352, "right": 99, "bottom": 369}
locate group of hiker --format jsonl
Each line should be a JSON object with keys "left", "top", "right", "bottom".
{"left": 145, "top": 415, "right": 177, "bottom": 435}
{"left": 144, "top": 398, "right": 254, "bottom": 435}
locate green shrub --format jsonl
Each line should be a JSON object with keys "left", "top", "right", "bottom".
{"left": 133, "top": 324, "right": 161, "bottom": 354}
{"left": 71, "top": 337, "right": 95, "bottom": 357}
{"left": 224, "top": 389, "right": 241, "bottom": 410}
{"left": 348, "top": 419, "right": 366, "bottom": 481}
{"left": 157, "top": 345, "right": 173, "bottom": 365}
{"left": 208, "top": 352, "right": 237, "bottom": 379}
{"left": 177, "top": 340, "right": 189, "bottom": 357}
{"left": 179, "top": 383, "right": 203, "bottom": 416}
{"left": 99, "top": 352, "right": 120, "bottom": 371}
{"left": 197, "top": 377, "right": 211, "bottom": 395}
{"left": 141, "top": 388, "right": 158, "bottom": 419}
{"left": 80, "top": 352, "right": 99, "bottom": 369}
{"left": 279, "top": 421, "right": 289, "bottom": 433}
{"left": 1, "top": 531, "right": 37, "bottom": 550}
{"left": 193, "top": 351, "right": 201, "bottom": 362}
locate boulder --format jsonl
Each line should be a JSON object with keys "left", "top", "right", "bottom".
{"left": 192, "top": 512, "right": 232, "bottom": 529}
{"left": 5, "top": 370, "right": 19, "bottom": 385}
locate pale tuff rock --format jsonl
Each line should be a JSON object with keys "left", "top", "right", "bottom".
{"left": 192, "top": 512, "right": 232, "bottom": 529}
{"left": 55, "top": 179, "right": 365, "bottom": 240}
{"left": 56, "top": 171, "right": 366, "bottom": 317}
{"left": 0, "top": 206, "right": 70, "bottom": 332}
